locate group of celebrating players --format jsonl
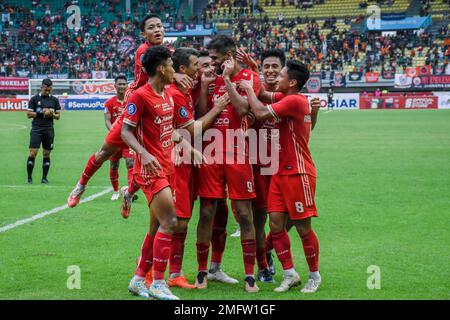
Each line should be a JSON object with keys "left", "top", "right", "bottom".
{"left": 66, "top": 13, "right": 322, "bottom": 300}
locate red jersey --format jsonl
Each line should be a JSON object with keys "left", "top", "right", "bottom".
{"left": 126, "top": 42, "right": 151, "bottom": 96}
{"left": 206, "top": 68, "right": 261, "bottom": 157}
{"left": 104, "top": 96, "right": 125, "bottom": 124}
{"left": 267, "top": 94, "right": 316, "bottom": 177}
{"left": 123, "top": 84, "right": 176, "bottom": 176}
{"left": 168, "top": 83, "right": 196, "bottom": 168}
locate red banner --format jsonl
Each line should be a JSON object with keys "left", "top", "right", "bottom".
{"left": 360, "top": 94, "right": 437, "bottom": 109}
{"left": 0, "top": 98, "right": 29, "bottom": 111}
{"left": 365, "top": 72, "right": 379, "bottom": 82}
{"left": 0, "top": 77, "right": 29, "bottom": 91}
{"left": 406, "top": 67, "right": 418, "bottom": 78}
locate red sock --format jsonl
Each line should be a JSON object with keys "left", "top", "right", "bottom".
{"left": 135, "top": 233, "right": 154, "bottom": 277}
{"left": 152, "top": 231, "right": 173, "bottom": 280}
{"left": 256, "top": 247, "right": 268, "bottom": 271}
{"left": 272, "top": 231, "right": 294, "bottom": 270}
{"left": 265, "top": 232, "right": 274, "bottom": 252}
{"left": 196, "top": 242, "right": 210, "bottom": 271}
{"left": 211, "top": 201, "right": 228, "bottom": 263}
{"left": 301, "top": 229, "right": 320, "bottom": 272}
{"left": 241, "top": 239, "right": 256, "bottom": 275}
{"left": 79, "top": 154, "right": 102, "bottom": 186}
{"left": 169, "top": 232, "right": 187, "bottom": 275}
{"left": 109, "top": 167, "right": 119, "bottom": 192}
{"left": 127, "top": 172, "right": 140, "bottom": 195}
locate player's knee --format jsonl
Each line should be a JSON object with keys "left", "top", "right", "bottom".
{"left": 110, "top": 161, "right": 119, "bottom": 169}
{"left": 160, "top": 214, "right": 177, "bottom": 232}
{"left": 125, "top": 158, "right": 134, "bottom": 168}
{"left": 43, "top": 150, "right": 51, "bottom": 158}
{"left": 269, "top": 219, "right": 284, "bottom": 234}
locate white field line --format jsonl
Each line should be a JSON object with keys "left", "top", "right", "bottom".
{"left": 0, "top": 187, "right": 112, "bottom": 234}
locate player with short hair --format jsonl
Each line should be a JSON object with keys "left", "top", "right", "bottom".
{"left": 122, "top": 45, "right": 203, "bottom": 300}
{"left": 195, "top": 35, "right": 261, "bottom": 293}
{"left": 104, "top": 75, "right": 134, "bottom": 200}
{"left": 241, "top": 60, "right": 322, "bottom": 294}
{"left": 165, "top": 47, "right": 230, "bottom": 289}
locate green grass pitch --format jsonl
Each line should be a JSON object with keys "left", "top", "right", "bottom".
{"left": 0, "top": 109, "right": 449, "bottom": 300}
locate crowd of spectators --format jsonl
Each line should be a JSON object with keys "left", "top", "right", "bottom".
{"left": 0, "top": 0, "right": 449, "bottom": 79}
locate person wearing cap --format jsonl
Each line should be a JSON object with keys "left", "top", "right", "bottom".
{"left": 26, "top": 78, "right": 61, "bottom": 184}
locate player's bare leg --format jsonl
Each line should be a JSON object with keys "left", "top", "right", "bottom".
{"left": 167, "top": 217, "right": 196, "bottom": 289}
{"left": 68, "top": 142, "right": 119, "bottom": 208}
{"left": 233, "top": 200, "right": 259, "bottom": 293}
{"left": 120, "top": 157, "right": 140, "bottom": 218}
{"left": 110, "top": 160, "right": 120, "bottom": 200}
{"left": 195, "top": 198, "right": 218, "bottom": 289}
{"left": 270, "top": 212, "right": 301, "bottom": 293}
{"left": 253, "top": 207, "right": 274, "bottom": 283}
{"left": 293, "top": 218, "right": 321, "bottom": 293}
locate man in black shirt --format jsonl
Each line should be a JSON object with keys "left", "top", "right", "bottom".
{"left": 26, "top": 78, "right": 61, "bottom": 184}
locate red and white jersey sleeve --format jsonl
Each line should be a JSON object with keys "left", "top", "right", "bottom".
{"left": 169, "top": 84, "right": 195, "bottom": 129}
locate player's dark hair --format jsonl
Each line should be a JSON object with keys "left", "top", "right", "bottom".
{"left": 199, "top": 50, "right": 210, "bottom": 58}
{"left": 286, "top": 60, "right": 310, "bottom": 90}
{"left": 206, "top": 35, "right": 236, "bottom": 56}
{"left": 261, "top": 49, "right": 286, "bottom": 67}
{"left": 140, "top": 14, "right": 162, "bottom": 32}
{"left": 141, "top": 46, "right": 172, "bottom": 77}
{"left": 172, "top": 48, "right": 199, "bottom": 72}
{"left": 114, "top": 74, "right": 127, "bottom": 83}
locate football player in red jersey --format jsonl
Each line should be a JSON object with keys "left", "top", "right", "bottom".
{"left": 166, "top": 47, "right": 230, "bottom": 289}
{"left": 242, "top": 60, "right": 322, "bottom": 294}
{"left": 122, "top": 46, "right": 204, "bottom": 300}
{"left": 195, "top": 35, "right": 261, "bottom": 293}
{"left": 103, "top": 75, "right": 135, "bottom": 200}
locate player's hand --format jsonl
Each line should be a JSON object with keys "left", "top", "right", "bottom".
{"left": 201, "top": 67, "right": 217, "bottom": 86}
{"left": 174, "top": 73, "right": 194, "bottom": 92}
{"left": 238, "top": 75, "right": 253, "bottom": 92}
{"left": 141, "top": 151, "right": 162, "bottom": 176}
{"left": 221, "top": 57, "right": 235, "bottom": 79}
{"left": 236, "top": 48, "right": 258, "bottom": 72}
{"left": 310, "top": 97, "right": 320, "bottom": 113}
{"left": 213, "top": 92, "right": 230, "bottom": 112}
{"left": 192, "top": 148, "right": 208, "bottom": 168}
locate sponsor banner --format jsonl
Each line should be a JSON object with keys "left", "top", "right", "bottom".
{"left": 365, "top": 72, "right": 379, "bottom": 83}
{"left": 417, "top": 65, "right": 432, "bottom": 76}
{"left": 0, "top": 77, "right": 29, "bottom": 91}
{"left": 382, "top": 69, "right": 395, "bottom": 79}
{"left": 360, "top": 95, "right": 438, "bottom": 109}
{"left": 71, "top": 81, "right": 115, "bottom": 95}
{"left": 0, "top": 98, "right": 28, "bottom": 111}
{"left": 433, "top": 92, "right": 450, "bottom": 109}
{"left": 395, "top": 74, "right": 412, "bottom": 88}
{"left": 406, "top": 67, "right": 418, "bottom": 78}
{"left": 65, "top": 98, "right": 108, "bottom": 111}
{"left": 307, "top": 93, "right": 359, "bottom": 109}
{"left": 306, "top": 75, "right": 321, "bottom": 93}
{"left": 32, "top": 74, "right": 69, "bottom": 79}
{"left": 91, "top": 71, "right": 109, "bottom": 79}
{"left": 412, "top": 75, "right": 450, "bottom": 89}
{"left": 348, "top": 72, "right": 362, "bottom": 81}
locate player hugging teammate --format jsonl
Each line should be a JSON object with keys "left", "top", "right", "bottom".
{"left": 67, "top": 13, "right": 322, "bottom": 300}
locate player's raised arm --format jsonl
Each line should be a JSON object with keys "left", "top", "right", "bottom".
{"left": 222, "top": 56, "right": 250, "bottom": 116}
{"left": 310, "top": 97, "right": 320, "bottom": 130}
{"left": 240, "top": 75, "right": 273, "bottom": 121}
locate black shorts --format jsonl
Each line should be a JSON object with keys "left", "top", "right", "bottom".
{"left": 29, "top": 127, "right": 55, "bottom": 150}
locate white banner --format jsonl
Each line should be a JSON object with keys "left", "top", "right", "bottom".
{"left": 305, "top": 93, "right": 360, "bottom": 109}
{"left": 91, "top": 71, "right": 109, "bottom": 79}
{"left": 433, "top": 92, "right": 450, "bottom": 109}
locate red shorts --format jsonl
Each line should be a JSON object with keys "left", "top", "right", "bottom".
{"left": 105, "top": 118, "right": 127, "bottom": 149}
{"left": 197, "top": 163, "right": 256, "bottom": 200}
{"left": 267, "top": 174, "right": 318, "bottom": 220}
{"left": 174, "top": 165, "right": 196, "bottom": 219}
{"left": 109, "top": 147, "right": 135, "bottom": 162}
{"left": 252, "top": 165, "right": 271, "bottom": 210}
{"left": 134, "top": 173, "right": 175, "bottom": 206}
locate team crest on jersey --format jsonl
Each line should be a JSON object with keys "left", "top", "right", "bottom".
{"left": 127, "top": 103, "right": 137, "bottom": 115}
{"left": 179, "top": 107, "right": 189, "bottom": 119}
